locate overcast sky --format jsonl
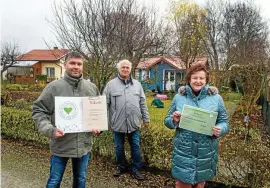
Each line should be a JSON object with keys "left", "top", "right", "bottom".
{"left": 1, "top": 0, "right": 270, "bottom": 53}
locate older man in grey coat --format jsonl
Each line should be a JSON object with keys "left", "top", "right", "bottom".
{"left": 103, "top": 59, "right": 150, "bottom": 180}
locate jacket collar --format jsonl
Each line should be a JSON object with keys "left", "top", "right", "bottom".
{"left": 64, "top": 72, "right": 83, "bottom": 87}
{"left": 185, "top": 84, "right": 209, "bottom": 99}
{"left": 117, "top": 74, "right": 133, "bottom": 85}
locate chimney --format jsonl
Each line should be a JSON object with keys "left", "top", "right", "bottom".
{"left": 53, "top": 47, "right": 58, "bottom": 50}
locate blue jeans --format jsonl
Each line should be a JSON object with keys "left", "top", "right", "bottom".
{"left": 46, "top": 152, "right": 90, "bottom": 188}
{"left": 113, "top": 130, "right": 141, "bottom": 173}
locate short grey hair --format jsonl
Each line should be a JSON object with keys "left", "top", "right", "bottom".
{"left": 65, "top": 51, "right": 84, "bottom": 62}
{"left": 117, "top": 59, "right": 132, "bottom": 69}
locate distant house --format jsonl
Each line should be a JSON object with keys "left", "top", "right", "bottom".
{"left": 6, "top": 47, "right": 70, "bottom": 84}
{"left": 136, "top": 56, "right": 207, "bottom": 91}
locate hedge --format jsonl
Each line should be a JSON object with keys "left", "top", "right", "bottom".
{"left": 36, "top": 74, "right": 47, "bottom": 82}
{"left": 4, "top": 83, "right": 45, "bottom": 91}
{"left": 1, "top": 107, "right": 48, "bottom": 144}
{"left": 1, "top": 107, "right": 173, "bottom": 169}
{"left": 1, "top": 90, "right": 41, "bottom": 104}
{"left": 2, "top": 107, "right": 270, "bottom": 187}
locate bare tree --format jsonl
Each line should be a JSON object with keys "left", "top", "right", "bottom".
{"left": 169, "top": 0, "right": 207, "bottom": 70}
{"left": 109, "top": 5, "right": 172, "bottom": 73}
{"left": 203, "top": 0, "right": 225, "bottom": 70}
{"left": 1, "top": 41, "right": 22, "bottom": 81}
{"left": 203, "top": 0, "right": 269, "bottom": 71}
{"left": 49, "top": 0, "right": 166, "bottom": 91}
{"left": 222, "top": 1, "right": 268, "bottom": 69}
{"left": 221, "top": 1, "right": 270, "bottom": 116}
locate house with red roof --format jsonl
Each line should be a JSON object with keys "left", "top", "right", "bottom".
{"left": 6, "top": 47, "right": 70, "bottom": 83}
{"left": 136, "top": 56, "right": 207, "bottom": 91}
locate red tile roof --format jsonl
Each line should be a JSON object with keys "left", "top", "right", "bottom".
{"left": 17, "top": 49, "right": 70, "bottom": 61}
{"left": 136, "top": 56, "right": 207, "bottom": 70}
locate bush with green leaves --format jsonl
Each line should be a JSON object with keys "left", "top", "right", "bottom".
{"left": 215, "top": 125, "right": 270, "bottom": 188}
{"left": 144, "top": 89, "right": 156, "bottom": 97}
{"left": 91, "top": 131, "right": 115, "bottom": 159}
{"left": 3, "top": 83, "right": 45, "bottom": 91}
{"left": 6, "top": 90, "right": 41, "bottom": 102}
{"left": 1, "top": 106, "right": 173, "bottom": 169}
{"left": 1, "top": 89, "right": 12, "bottom": 105}
{"left": 5, "top": 99, "right": 33, "bottom": 111}
{"left": 2, "top": 95, "right": 270, "bottom": 187}
{"left": 5, "top": 84, "right": 29, "bottom": 90}
{"left": 36, "top": 74, "right": 47, "bottom": 81}
{"left": 1, "top": 107, "right": 49, "bottom": 144}
{"left": 141, "top": 126, "right": 173, "bottom": 169}
{"left": 28, "top": 84, "right": 45, "bottom": 90}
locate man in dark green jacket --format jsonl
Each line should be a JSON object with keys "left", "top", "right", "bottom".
{"left": 32, "top": 51, "right": 100, "bottom": 188}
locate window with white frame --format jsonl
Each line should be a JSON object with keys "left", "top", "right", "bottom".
{"left": 46, "top": 67, "right": 55, "bottom": 77}
{"left": 142, "top": 70, "right": 150, "bottom": 80}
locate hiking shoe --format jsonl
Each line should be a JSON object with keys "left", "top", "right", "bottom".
{"left": 132, "top": 171, "right": 145, "bottom": 180}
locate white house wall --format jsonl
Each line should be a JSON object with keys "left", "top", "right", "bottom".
{"left": 7, "top": 67, "right": 30, "bottom": 76}
{"left": 2, "top": 70, "right": 7, "bottom": 80}
{"left": 59, "top": 58, "right": 65, "bottom": 77}
{"left": 134, "top": 69, "right": 140, "bottom": 80}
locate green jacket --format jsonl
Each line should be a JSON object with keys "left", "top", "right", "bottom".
{"left": 32, "top": 72, "right": 100, "bottom": 158}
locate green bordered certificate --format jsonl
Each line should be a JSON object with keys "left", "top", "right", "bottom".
{"left": 179, "top": 105, "right": 218, "bottom": 136}
{"left": 55, "top": 96, "right": 108, "bottom": 133}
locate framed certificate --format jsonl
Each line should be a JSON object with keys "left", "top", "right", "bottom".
{"left": 179, "top": 105, "right": 218, "bottom": 136}
{"left": 55, "top": 96, "right": 108, "bottom": 133}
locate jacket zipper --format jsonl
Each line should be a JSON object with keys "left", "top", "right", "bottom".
{"left": 125, "top": 87, "right": 128, "bottom": 133}
{"left": 74, "top": 80, "right": 79, "bottom": 157}
{"left": 195, "top": 132, "right": 198, "bottom": 182}
{"left": 115, "top": 97, "right": 116, "bottom": 110}
{"left": 77, "top": 133, "right": 79, "bottom": 157}
{"left": 194, "top": 98, "right": 199, "bottom": 182}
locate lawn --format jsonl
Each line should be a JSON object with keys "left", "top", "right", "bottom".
{"left": 145, "top": 92, "right": 242, "bottom": 129}
{"left": 146, "top": 97, "right": 171, "bottom": 130}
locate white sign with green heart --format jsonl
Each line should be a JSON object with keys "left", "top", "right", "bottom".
{"left": 55, "top": 96, "right": 108, "bottom": 133}
{"left": 55, "top": 97, "right": 83, "bottom": 132}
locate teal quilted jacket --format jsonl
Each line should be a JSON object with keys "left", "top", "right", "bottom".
{"left": 164, "top": 84, "right": 229, "bottom": 184}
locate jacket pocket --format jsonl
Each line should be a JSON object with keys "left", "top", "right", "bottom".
{"left": 127, "top": 105, "right": 142, "bottom": 129}
{"left": 84, "top": 132, "right": 92, "bottom": 149}
{"left": 132, "top": 90, "right": 140, "bottom": 102}
{"left": 84, "top": 132, "right": 92, "bottom": 143}
{"left": 111, "top": 91, "right": 122, "bottom": 110}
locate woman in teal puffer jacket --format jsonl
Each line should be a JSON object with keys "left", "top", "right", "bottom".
{"left": 164, "top": 64, "right": 229, "bottom": 188}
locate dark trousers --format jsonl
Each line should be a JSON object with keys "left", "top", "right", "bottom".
{"left": 113, "top": 130, "right": 142, "bottom": 173}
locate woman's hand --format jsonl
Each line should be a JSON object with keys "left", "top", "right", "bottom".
{"left": 170, "top": 111, "right": 181, "bottom": 124}
{"left": 213, "top": 126, "right": 221, "bottom": 137}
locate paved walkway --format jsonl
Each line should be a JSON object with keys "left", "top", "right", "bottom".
{"left": 227, "top": 103, "right": 238, "bottom": 118}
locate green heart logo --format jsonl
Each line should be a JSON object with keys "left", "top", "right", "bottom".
{"left": 64, "top": 107, "right": 72, "bottom": 114}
